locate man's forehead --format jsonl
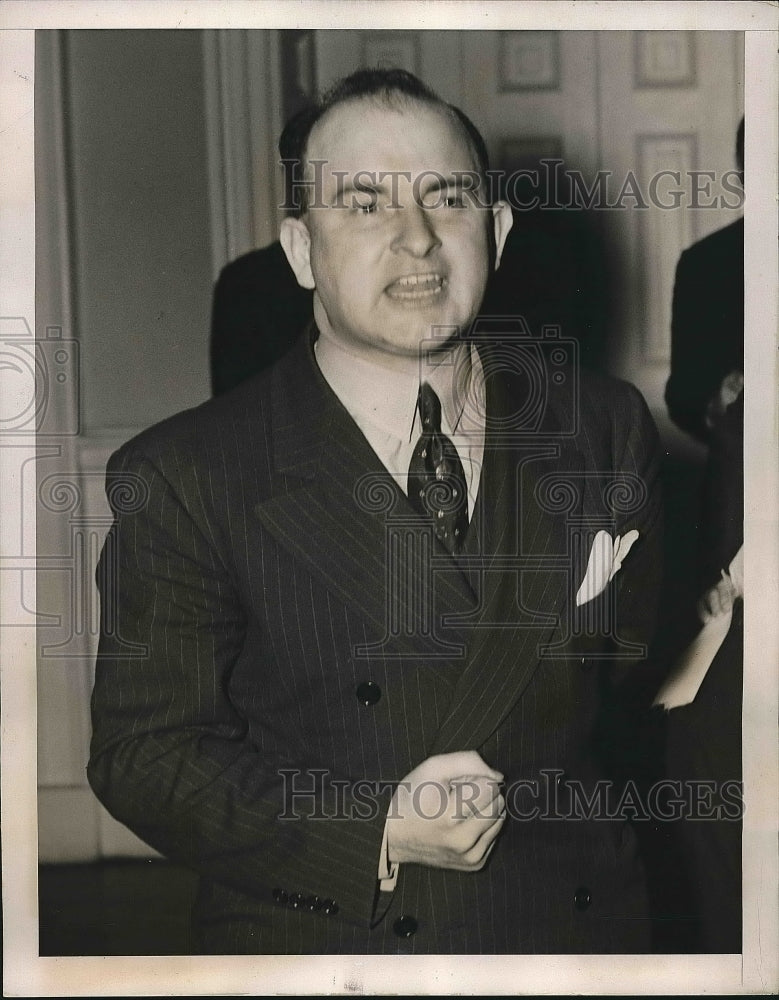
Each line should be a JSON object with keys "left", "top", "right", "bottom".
{"left": 305, "top": 96, "right": 474, "bottom": 171}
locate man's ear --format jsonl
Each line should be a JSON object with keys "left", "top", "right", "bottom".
{"left": 490, "top": 201, "right": 514, "bottom": 271}
{"left": 279, "top": 216, "right": 315, "bottom": 290}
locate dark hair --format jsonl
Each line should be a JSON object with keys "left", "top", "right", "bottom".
{"left": 279, "top": 68, "right": 491, "bottom": 216}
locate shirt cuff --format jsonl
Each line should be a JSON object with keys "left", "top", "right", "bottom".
{"left": 378, "top": 815, "right": 399, "bottom": 892}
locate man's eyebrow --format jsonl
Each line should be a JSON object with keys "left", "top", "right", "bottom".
{"left": 333, "top": 176, "right": 384, "bottom": 199}
{"left": 418, "top": 173, "right": 474, "bottom": 194}
{"left": 328, "top": 172, "right": 475, "bottom": 206}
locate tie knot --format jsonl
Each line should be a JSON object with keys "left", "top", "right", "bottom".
{"left": 417, "top": 382, "right": 442, "bottom": 433}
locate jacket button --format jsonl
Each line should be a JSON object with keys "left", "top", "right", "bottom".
{"left": 322, "top": 898, "right": 339, "bottom": 915}
{"left": 574, "top": 887, "right": 592, "bottom": 911}
{"left": 288, "top": 892, "right": 305, "bottom": 909}
{"left": 356, "top": 681, "right": 381, "bottom": 706}
{"left": 272, "top": 888, "right": 287, "bottom": 905}
{"left": 306, "top": 895, "right": 322, "bottom": 911}
{"left": 393, "top": 914, "right": 418, "bottom": 938}
{"left": 580, "top": 657, "right": 593, "bottom": 671}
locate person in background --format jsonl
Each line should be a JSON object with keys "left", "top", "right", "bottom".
{"left": 209, "top": 240, "right": 312, "bottom": 395}
{"left": 209, "top": 106, "right": 315, "bottom": 395}
{"left": 662, "top": 117, "right": 744, "bottom": 953}
{"left": 665, "top": 116, "right": 744, "bottom": 588}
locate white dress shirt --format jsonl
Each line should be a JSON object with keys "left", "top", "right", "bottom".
{"left": 314, "top": 329, "right": 487, "bottom": 891}
{"left": 315, "top": 331, "right": 485, "bottom": 519}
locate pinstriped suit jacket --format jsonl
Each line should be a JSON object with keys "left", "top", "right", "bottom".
{"left": 88, "top": 326, "right": 663, "bottom": 954}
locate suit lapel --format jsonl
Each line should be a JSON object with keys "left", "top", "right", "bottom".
{"left": 254, "top": 329, "right": 477, "bottom": 676}
{"left": 252, "top": 329, "right": 588, "bottom": 748}
{"left": 431, "top": 370, "right": 585, "bottom": 754}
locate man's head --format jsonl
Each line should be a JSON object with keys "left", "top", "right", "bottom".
{"left": 279, "top": 69, "right": 513, "bottom": 369}
{"left": 279, "top": 70, "right": 492, "bottom": 217}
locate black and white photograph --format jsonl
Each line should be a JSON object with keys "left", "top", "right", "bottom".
{"left": 1, "top": 2, "right": 777, "bottom": 996}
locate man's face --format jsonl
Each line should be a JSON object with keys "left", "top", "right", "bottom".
{"left": 281, "top": 98, "right": 512, "bottom": 368}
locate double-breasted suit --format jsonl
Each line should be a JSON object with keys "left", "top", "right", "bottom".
{"left": 89, "top": 325, "right": 663, "bottom": 954}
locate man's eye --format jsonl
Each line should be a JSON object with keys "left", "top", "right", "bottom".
{"left": 356, "top": 199, "right": 378, "bottom": 214}
{"left": 444, "top": 194, "right": 465, "bottom": 208}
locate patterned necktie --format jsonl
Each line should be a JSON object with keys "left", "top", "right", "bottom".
{"left": 407, "top": 382, "right": 469, "bottom": 555}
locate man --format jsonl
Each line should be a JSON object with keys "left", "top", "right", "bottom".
{"left": 89, "top": 69, "right": 663, "bottom": 954}
{"left": 210, "top": 63, "right": 598, "bottom": 396}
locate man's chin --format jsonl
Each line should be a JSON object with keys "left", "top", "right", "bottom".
{"left": 383, "top": 318, "right": 464, "bottom": 354}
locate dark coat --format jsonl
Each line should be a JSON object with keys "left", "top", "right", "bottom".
{"left": 89, "top": 327, "right": 663, "bottom": 954}
{"left": 209, "top": 240, "right": 313, "bottom": 396}
{"left": 665, "top": 217, "right": 744, "bottom": 443}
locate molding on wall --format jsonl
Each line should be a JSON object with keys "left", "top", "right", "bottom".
{"left": 499, "top": 31, "right": 561, "bottom": 92}
{"left": 634, "top": 31, "right": 696, "bottom": 89}
{"left": 36, "top": 30, "right": 102, "bottom": 859}
{"left": 36, "top": 32, "right": 75, "bottom": 346}
{"left": 37, "top": 431, "right": 157, "bottom": 861}
{"left": 202, "top": 30, "right": 284, "bottom": 282}
{"left": 637, "top": 132, "right": 696, "bottom": 363}
{"left": 36, "top": 31, "right": 91, "bottom": 792}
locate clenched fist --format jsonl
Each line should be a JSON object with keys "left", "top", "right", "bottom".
{"left": 386, "top": 751, "right": 506, "bottom": 871}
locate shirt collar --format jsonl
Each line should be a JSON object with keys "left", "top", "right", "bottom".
{"left": 315, "top": 329, "right": 480, "bottom": 442}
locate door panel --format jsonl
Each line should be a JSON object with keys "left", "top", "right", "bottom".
{"left": 596, "top": 31, "right": 743, "bottom": 423}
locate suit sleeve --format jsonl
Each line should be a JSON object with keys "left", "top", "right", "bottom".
{"left": 87, "top": 442, "right": 392, "bottom": 927}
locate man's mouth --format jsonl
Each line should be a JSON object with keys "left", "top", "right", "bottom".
{"left": 385, "top": 272, "right": 446, "bottom": 301}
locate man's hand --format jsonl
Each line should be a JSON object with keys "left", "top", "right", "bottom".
{"left": 386, "top": 751, "right": 506, "bottom": 871}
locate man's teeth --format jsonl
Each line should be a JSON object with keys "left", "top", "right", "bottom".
{"left": 389, "top": 273, "right": 445, "bottom": 295}
{"left": 396, "top": 273, "right": 441, "bottom": 287}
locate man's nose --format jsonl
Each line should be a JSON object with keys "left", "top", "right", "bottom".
{"left": 390, "top": 204, "right": 441, "bottom": 257}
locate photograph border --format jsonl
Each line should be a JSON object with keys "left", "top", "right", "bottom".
{"left": 1, "top": 2, "right": 777, "bottom": 996}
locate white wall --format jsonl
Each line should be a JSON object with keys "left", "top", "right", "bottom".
{"left": 62, "top": 30, "right": 214, "bottom": 433}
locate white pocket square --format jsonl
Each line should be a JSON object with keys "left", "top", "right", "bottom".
{"left": 575, "top": 529, "right": 639, "bottom": 607}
